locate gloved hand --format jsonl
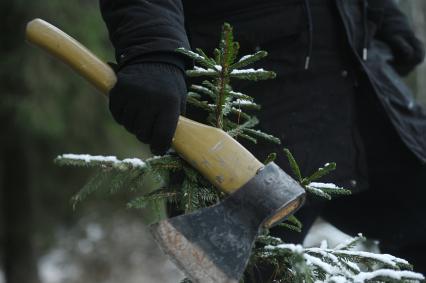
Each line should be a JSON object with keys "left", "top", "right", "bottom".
{"left": 109, "top": 62, "right": 187, "bottom": 155}
{"left": 387, "top": 33, "right": 425, "bottom": 76}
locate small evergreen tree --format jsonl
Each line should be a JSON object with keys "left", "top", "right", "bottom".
{"left": 56, "top": 23, "right": 425, "bottom": 282}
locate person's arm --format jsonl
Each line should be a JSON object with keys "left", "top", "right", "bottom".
{"left": 374, "top": 0, "right": 425, "bottom": 75}
{"left": 99, "top": 0, "right": 191, "bottom": 154}
{"left": 100, "top": 0, "right": 190, "bottom": 68}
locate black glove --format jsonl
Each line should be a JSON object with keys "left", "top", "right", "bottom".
{"left": 109, "top": 62, "right": 187, "bottom": 155}
{"left": 387, "top": 33, "right": 425, "bottom": 76}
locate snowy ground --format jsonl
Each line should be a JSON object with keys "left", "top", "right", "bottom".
{"left": 29, "top": 213, "right": 383, "bottom": 283}
{"left": 38, "top": 212, "right": 184, "bottom": 283}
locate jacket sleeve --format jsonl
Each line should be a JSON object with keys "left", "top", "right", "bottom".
{"left": 371, "top": 0, "right": 424, "bottom": 75}
{"left": 99, "top": 0, "right": 191, "bottom": 68}
{"left": 374, "top": 0, "right": 413, "bottom": 37}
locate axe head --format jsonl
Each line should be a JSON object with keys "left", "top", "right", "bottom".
{"left": 151, "top": 162, "right": 305, "bottom": 283}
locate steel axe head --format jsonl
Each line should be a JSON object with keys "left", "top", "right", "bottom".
{"left": 151, "top": 162, "right": 305, "bottom": 283}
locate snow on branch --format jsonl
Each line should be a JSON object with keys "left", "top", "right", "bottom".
{"left": 56, "top": 154, "right": 147, "bottom": 170}
{"left": 186, "top": 66, "right": 218, "bottom": 77}
{"left": 353, "top": 269, "right": 424, "bottom": 282}
{"left": 230, "top": 68, "right": 276, "bottom": 80}
{"left": 258, "top": 234, "right": 424, "bottom": 283}
{"left": 230, "top": 50, "right": 268, "bottom": 69}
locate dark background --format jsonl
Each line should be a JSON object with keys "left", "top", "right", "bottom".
{"left": 0, "top": 1, "right": 424, "bottom": 282}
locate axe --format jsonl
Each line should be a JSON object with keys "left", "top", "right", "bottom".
{"left": 26, "top": 19, "right": 306, "bottom": 283}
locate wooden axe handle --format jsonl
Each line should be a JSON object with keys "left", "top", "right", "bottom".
{"left": 25, "top": 19, "right": 264, "bottom": 194}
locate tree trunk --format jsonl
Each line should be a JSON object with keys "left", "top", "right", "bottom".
{"left": 1, "top": 129, "right": 40, "bottom": 283}
{"left": 0, "top": 1, "right": 41, "bottom": 282}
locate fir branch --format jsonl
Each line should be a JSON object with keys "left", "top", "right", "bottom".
{"left": 287, "top": 215, "right": 303, "bottom": 230}
{"left": 229, "top": 90, "right": 254, "bottom": 101}
{"left": 71, "top": 170, "right": 111, "bottom": 209}
{"left": 237, "top": 132, "right": 258, "bottom": 144}
{"left": 190, "top": 84, "right": 215, "bottom": 99}
{"left": 352, "top": 269, "right": 424, "bottom": 282}
{"left": 335, "top": 234, "right": 366, "bottom": 251}
{"left": 176, "top": 47, "right": 216, "bottom": 69}
{"left": 308, "top": 182, "right": 352, "bottom": 196}
{"left": 231, "top": 99, "right": 261, "bottom": 110}
{"left": 230, "top": 68, "right": 276, "bottom": 81}
{"left": 230, "top": 51, "right": 268, "bottom": 70}
{"left": 186, "top": 95, "right": 214, "bottom": 112}
{"left": 147, "top": 155, "right": 183, "bottom": 171}
{"left": 187, "top": 91, "right": 201, "bottom": 99}
{"left": 218, "top": 23, "right": 239, "bottom": 66}
{"left": 305, "top": 185, "right": 332, "bottom": 200}
{"left": 230, "top": 107, "right": 251, "bottom": 121}
{"left": 302, "top": 162, "right": 337, "bottom": 185}
{"left": 201, "top": 80, "right": 219, "bottom": 94}
{"left": 55, "top": 154, "right": 147, "bottom": 171}
{"left": 264, "top": 153, "right": 277, "bottom": 164}
{"left": 284, "top": 148, "right": 303, "bottom": 182}
{"left": 186, "top": 66, "right": 218, "bottom": 77}
{"left": 330, "top": 249, "right": 411, "bottom": 270}
{"left": 226, "top": 117, "right": 259, "bottom": 138}
{"left": 242, "top": 128, "right": 281, "bottom": 144}
{"left": 278, "top": 223, "right": 302, "bottom": 233}
{"left": 127, "top": 188, "right": 177, "bottom": 209}
{"left": 257, "top": 235, "right": 424, "bottom": 283}
{"left": 195, "top": 48, "right": 216, "bottom": 65}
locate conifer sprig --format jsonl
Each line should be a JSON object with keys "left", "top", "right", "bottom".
{"left": 177, "top": 23, "right": 278, "bottom": 144}
{"left": 283, "top": 148, "right": 352, "bottom": 199}
{"left": 247, "top": 234, "right": 424, "bottom": 283}
{"left": 56, "top": 22, "right": 424, "bottom": 282}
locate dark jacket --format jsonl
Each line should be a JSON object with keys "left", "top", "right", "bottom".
{"left": 100, "top": 0, "right": 426, "bottom": 171}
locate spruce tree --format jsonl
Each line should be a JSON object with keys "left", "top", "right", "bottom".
{"left": 56, "top": 23, "right": 425, "bottom": 282}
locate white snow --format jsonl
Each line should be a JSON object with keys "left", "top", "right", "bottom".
{"left": 306, "top": 185, "right": 330, "bottom": 197}
{"left": 309, "top": 182, "right": 341, "bottom": 189}
{"left": 191, "top": 85, "right": 212, "bottom": 93}
{"left": 353, "top": 269, "right": 424, "bottom": 282}
{"left": 193, "top": 66, "right": 217, "bottom": 73}
{"left": 39, "top": 249, "right": 82, "bottom": 283}
{"left": 265, "top": 243, "right": 304, "bottom": 254}
{"left": 262, "top": 218, "right": 424, "bottom": 282}
{"left": 177, "top": 48, "right": 204, "bottom": 61}
{"left": 57, "top": 154, "right": 147, "bottom": 169}
{"left": 333, "top": 250, "right": 408, "bottom": 267}
{"left": 60, "top": 154, "right": 119, "bottom": 163}
{"left": 229, "top": 90, "right": 250, "bottom": 98}
{"left": 122, "top": 158, "right": 146, "bottom": 168}
{"left": 230, "top": 68, "right": 266, "bottom": 74}
{"left": 325, "top": 275, "right": 347, "bottom": 283}
{"left": 214, "top": 65, "right": 222, "bottom": 71}
{"left": 233, "top": 99, "right": 256, "bottom": 105}
{"left": 238, "top": 54, "right": 252, "bottom": 62}
{"left": 345, "top": 261, "right": 361, "bottom": 273}
{"left": 190, "top": 53, "right": 204, "bottom": 61}
{"left": 304, "top": 253, "right": 336, "bottom": 274}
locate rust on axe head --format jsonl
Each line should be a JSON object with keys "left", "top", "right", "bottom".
{"left": 151, "top": 162, "right": 305, "bottom": 283}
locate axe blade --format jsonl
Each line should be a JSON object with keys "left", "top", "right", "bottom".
{"left": 151, "top": 162, "right": 305, "bottom": 283}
